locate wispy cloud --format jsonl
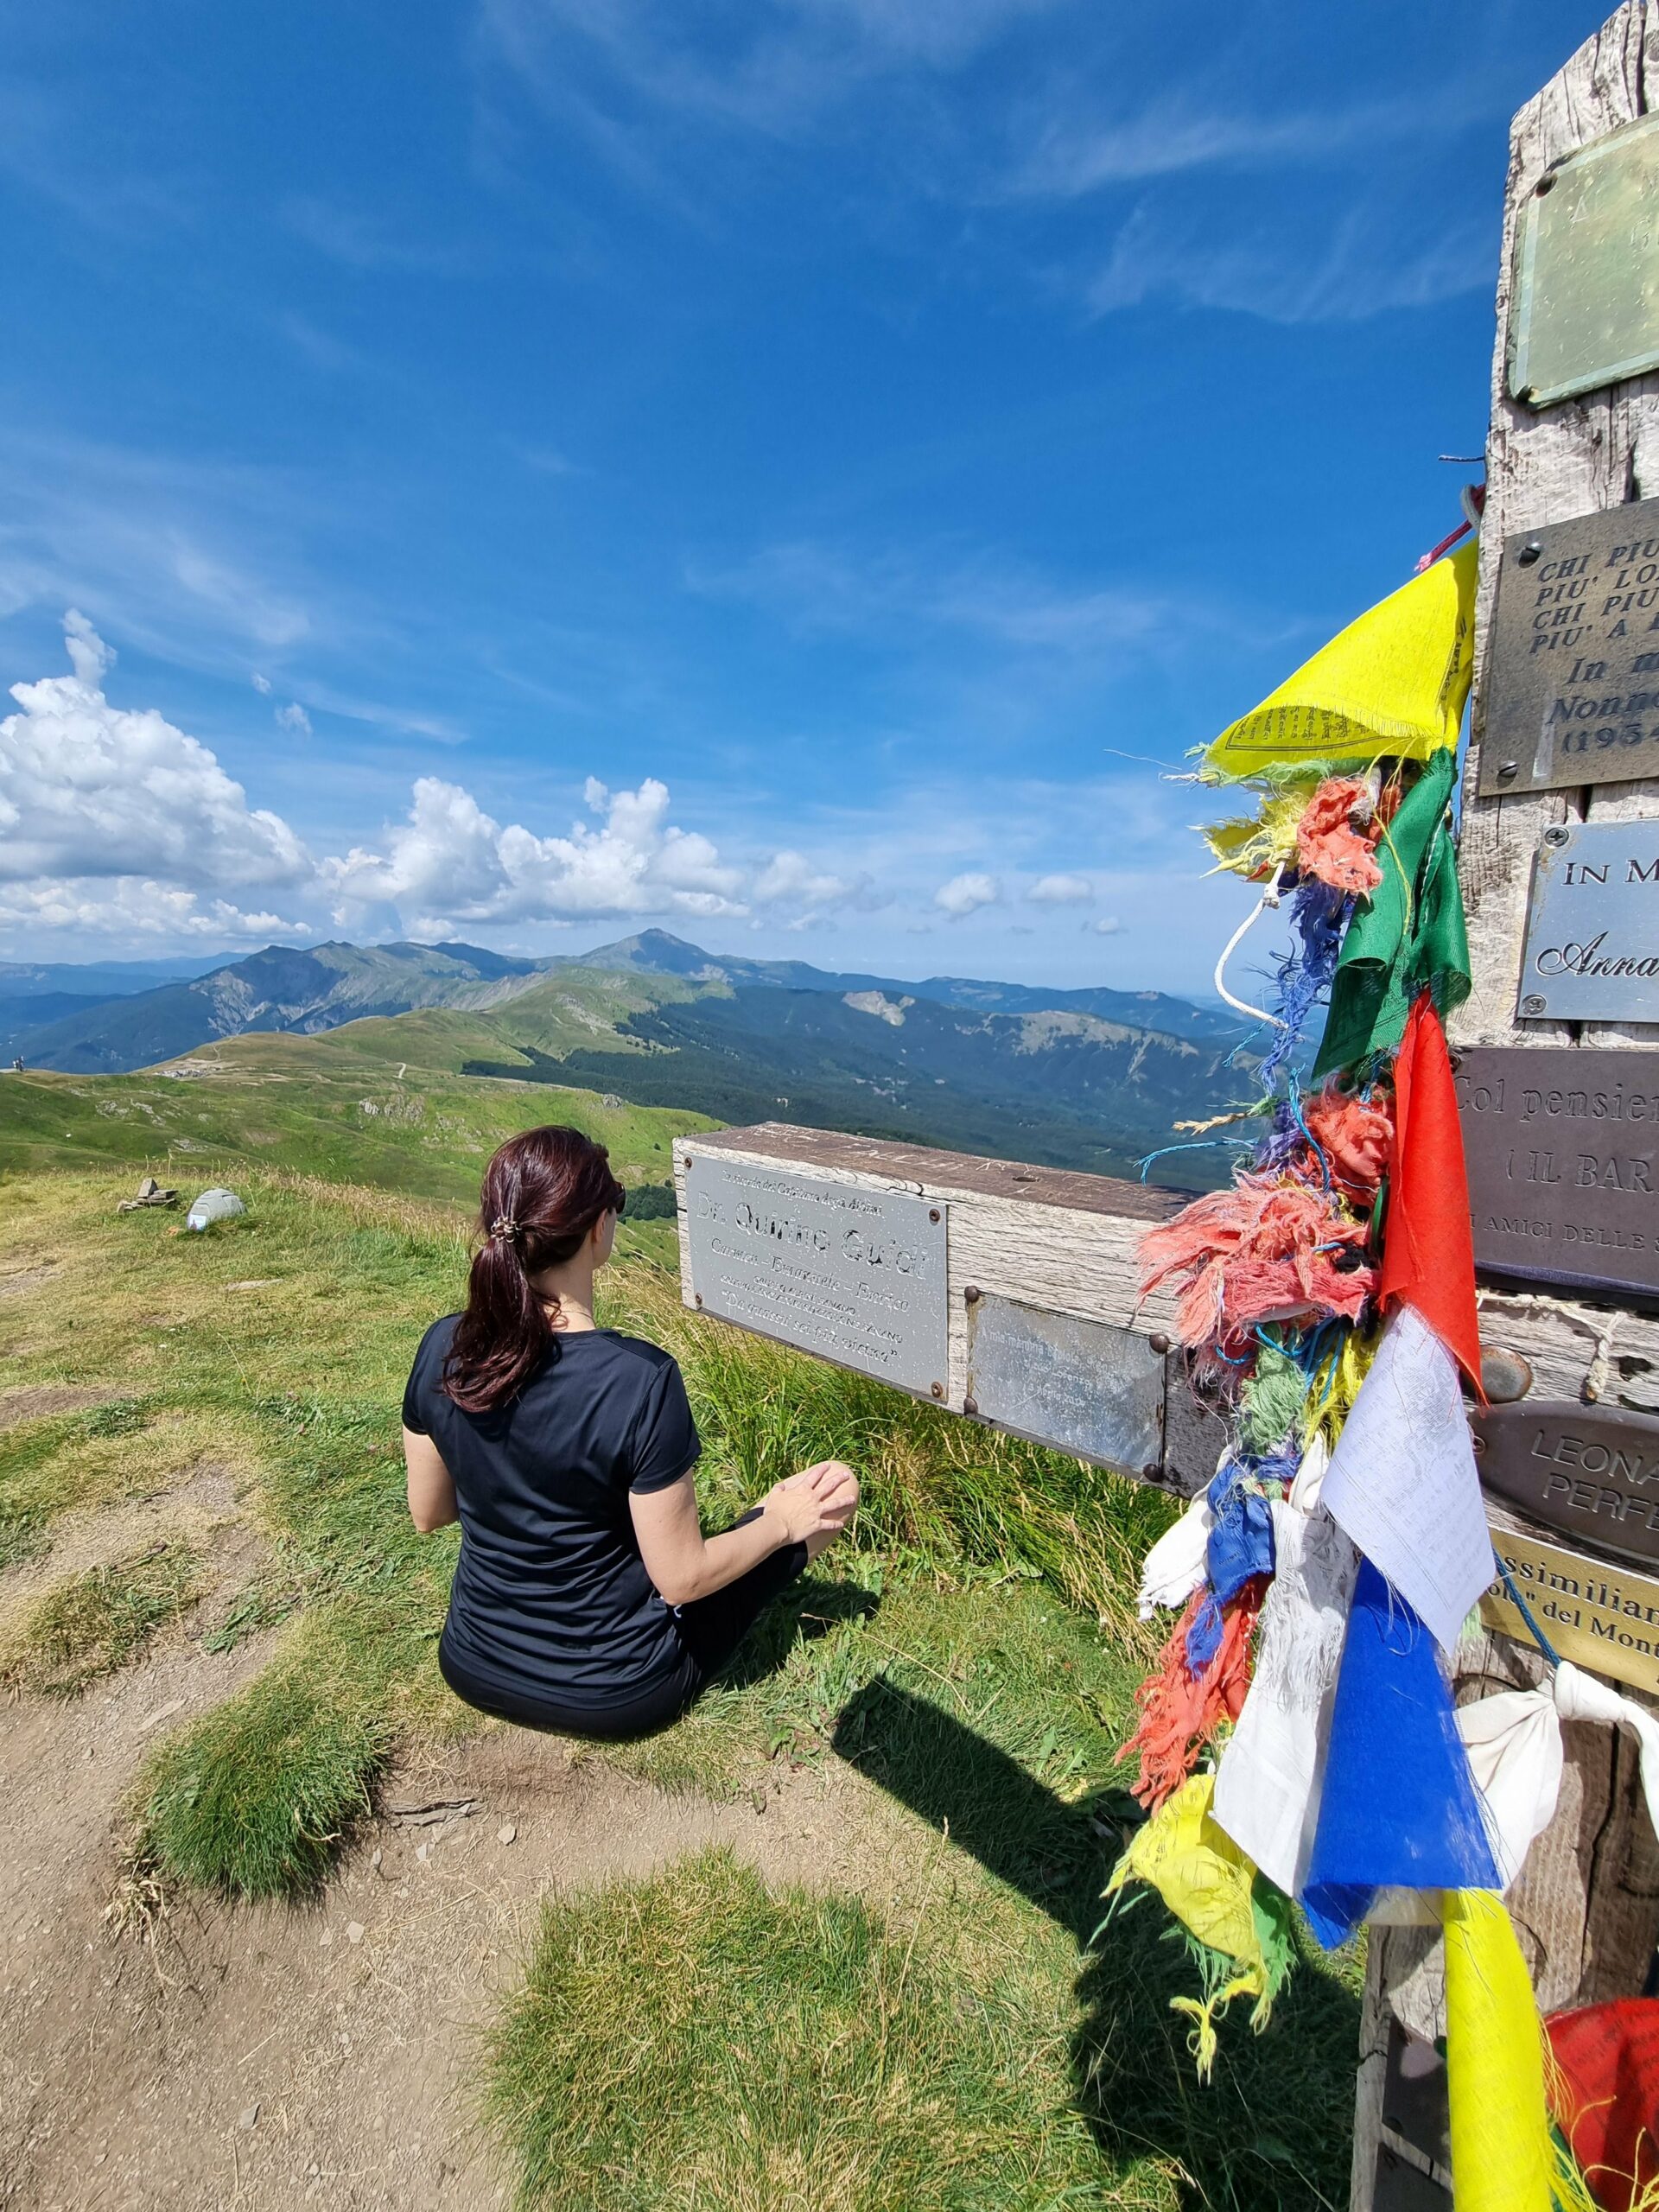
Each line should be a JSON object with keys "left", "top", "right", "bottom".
{"left": 477, "top": 0, "right": 1062, "bottom": 148}
{"left": 688, "top": 538, "right": 1174, "bottom": 653}
{"left": 1081, "top": 202, "right": 1491, "bottom": 325}
{"left": 281, "top": 194, "right": 474, "bottom": 274}
{"left": 1005, "top": 88, "right": 1473, "bottom": 198}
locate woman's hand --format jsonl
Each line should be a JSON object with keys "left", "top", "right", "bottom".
{"left": 762, "top": 1460, "right": 859, "bottom": 1548}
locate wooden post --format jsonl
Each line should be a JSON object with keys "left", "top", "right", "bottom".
{"left": 1355, "top": 10, "right": 1659, "bottom": 2206}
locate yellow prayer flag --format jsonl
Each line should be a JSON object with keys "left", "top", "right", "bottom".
{"left": 1205, "top": 540, "right": 1478, "bottom": 781}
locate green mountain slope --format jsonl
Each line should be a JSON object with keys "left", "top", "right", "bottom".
{"left": 15, "top": 941, "right": 553, "bottom": 1074}
{"left": 460, "top": 974, "right": 1245, "bottom": 1183}
{"left": 0, "top": 1029, "right": 715, "bottom": 1260}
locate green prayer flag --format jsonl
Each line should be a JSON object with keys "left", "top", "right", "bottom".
{"left": 1311, "top": 748, "right": 1469, "bottom": 1079}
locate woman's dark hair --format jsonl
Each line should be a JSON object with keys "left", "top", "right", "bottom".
{"left": 442, "top": 1125, "right": 626, "bottom": 1413}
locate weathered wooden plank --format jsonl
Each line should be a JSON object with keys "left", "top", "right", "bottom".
{"left": 673, "top": 1123, "right": 1211, "bottom": 1484}
{"left": 1457, "top": 0, "right": 1659, "bottom": 1055}
{"left": 1360, "top": 12, "right": 1659, "bottom": 2206}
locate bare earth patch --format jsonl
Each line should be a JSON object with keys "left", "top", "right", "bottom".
{"left": 0, "top": 1640, "right": 903, "bottom": 2211}
{"left": 0, "top": 1384, "right": 122, "bottom": 1432}
{"left": 0, "top": 1461, "right": 256, "bottom": 1656}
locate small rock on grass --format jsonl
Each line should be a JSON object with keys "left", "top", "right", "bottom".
{"left": 238, "top": 2105, "right": 259, "bottom": 2131}
{"left": 346, "top": 1922, "right": 365, "bottom": 1946}
{"left": 497, "top": 1823, "right": 516, "bottom": 1845}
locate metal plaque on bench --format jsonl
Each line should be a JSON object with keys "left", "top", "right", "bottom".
{"left": 1455, "top": 1046, "right": 1659, "bottom": 1300}
{"left": 1474, "top": 1401, "right": 1659, "bottom": 1570}
{"left": 1478, "top": 496, "right": 1659, "bottom": 797}
{"left": 1516, "top": 821, "right": 1659, "bottom": 1023}
{"left": 683, "top": 1152, "right": 948, "bottom": 1397}
{"left": 965, "top": 1294, "right": 1164, "bottom": 1477}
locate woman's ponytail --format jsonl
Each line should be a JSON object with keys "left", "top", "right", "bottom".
{"left": 442, "top": 1126, "right": 626, "bottom": 1414}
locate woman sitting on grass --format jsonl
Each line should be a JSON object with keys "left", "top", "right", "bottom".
{"left": 402, "top": 1124, "right": 858, "bottom": 1739}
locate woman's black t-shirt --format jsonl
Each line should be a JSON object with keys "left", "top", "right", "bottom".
{"left": 402, "top": 1316, "right": 701, "bottom": 1711}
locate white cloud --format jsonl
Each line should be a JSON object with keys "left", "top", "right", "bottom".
{"left": 1027, "top": 871, "right": 1092, "bottom": 905}
{"left": 0, "top": 876, "right": 303, "bottom": 942}
{"left": 753, "top": 849, "right": 854, "bottom": 908}
{"left": 276, "top": 702, "right": 313, "bottom": 736}
{"left": 934, "top": 870, "right": 1000, "bottom": 918}
{"left": 321, "top": 772, "right": 748, "bottom": 931}
{"left": 0, "top": 613, "right": 311, "bottom": 895}
{"left": 251, "top": 671, "right": 273, "bottom": 695}
{"left": 1089, "top": 914, "right": 1125, "bottom": 935}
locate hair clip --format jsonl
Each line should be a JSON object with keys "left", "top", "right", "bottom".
{"left": 489, "top": 1215, "right": 520, "bottom": 1243}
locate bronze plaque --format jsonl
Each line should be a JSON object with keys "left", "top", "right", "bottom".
{"left": 1477, "top": 496, "right": 1659, "bottom": 796}
{"left": 1508, "top": 112, "right": 1659, "bottom": 410}
{"left": 1454, "top": 1046, "right": 1659, "bottom": 1301}
{"left": 1483, "top": 1529, "right": 1659, "bottom": 1698}
{"left": 1475, "top": 1401, "right": 1659, "bottom": 1570}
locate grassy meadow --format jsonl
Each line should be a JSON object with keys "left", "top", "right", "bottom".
{"left": 0, "top": 1080, "right": 1359, "bottom": 2207}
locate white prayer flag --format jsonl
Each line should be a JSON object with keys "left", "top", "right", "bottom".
{"left": 1319, "top": 1304, "right": 1494, "bottom": 1653}
{"left": 1211, "top": 1502, "right": 1358, "bottom": 1894}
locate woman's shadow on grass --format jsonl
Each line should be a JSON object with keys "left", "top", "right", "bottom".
{"left": 831, "top": 1677, "right": 1361, "bottom": 2212}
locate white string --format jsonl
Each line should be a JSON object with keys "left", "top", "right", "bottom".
{"left": 1213, "top": 865, "right": 1289, "bottom": 1029}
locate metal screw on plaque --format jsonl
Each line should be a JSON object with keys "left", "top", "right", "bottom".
{"left": 1543, "top": 825, "right": 1571, "bottom": 847}
{"left": 1141, "top": 1463, "right": 1160, "bottom": 1481}
{"left": 931, "top": 1382, "right": 944, "bottom": 1400}
{"left": 1517, "top": 540, "right": 1543, "bottom": 566}
{"left": 1497, "top": 761, "right": 1519, "bottom": 781}
{"left": 694, "top": 1293, "right": 703, "bottom": 1307}
{"left": 1147, "top": 1332, "right": 1171, "bottom": 1355}
{"left": 962, "top": 1395, "right": 979, "bottom": 1416}
{"left": 1521, "top": 995, "right": 1548, "bottom": 1014}
{"left": 1535, "top": 170, "right": 1556, "bottom": 194}
{"left": 929, "top": 1207, "right": 941, "bottom": 1223}
{"left": 963, "top": 1285, "right": 982, "bottom": 1304}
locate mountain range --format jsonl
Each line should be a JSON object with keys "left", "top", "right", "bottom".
{"left": 2, "top": 931, "right": 1251, "bottom": 1182}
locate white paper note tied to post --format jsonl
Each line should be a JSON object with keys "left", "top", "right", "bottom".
{"left": 1211, "top": 1503, "right": 1358, "bottom": 1895}
{"left": 1320, "top": 1304, "right": 1495, "bottom": 1654}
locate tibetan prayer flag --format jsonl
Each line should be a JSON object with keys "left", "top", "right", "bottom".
{"left": 1444, "top": 1891, "right": 1558, "bottom": 2212}
{"left": 1376, "top": 993, "right": 1484, "bottom": 1394}
{"left": 1204, "top": 538, "right": 1477, "bottom": 781}
{"left": 1310, "top": 747, "right": 1471, "bottom": 1078}
{"left": 1300, "top": 1557, "right": 1500, "bottom": 1948}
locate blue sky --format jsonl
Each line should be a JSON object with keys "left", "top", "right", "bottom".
{"left": 0, "top": 0, "right": 1611, "bottom": 995}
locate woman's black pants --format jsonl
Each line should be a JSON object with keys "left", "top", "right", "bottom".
{"left": 438, "top": 1515, "right": 809, "bottom": 1741}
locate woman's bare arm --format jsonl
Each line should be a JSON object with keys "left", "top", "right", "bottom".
{"left": 404, "top": 1425, "right": 459, "bottom": 1533}
{"left": 630, "top": 1461, "right": 856, "bottom": 1607}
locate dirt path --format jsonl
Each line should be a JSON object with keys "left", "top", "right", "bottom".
{"left": 0, "top": 1632, "right": 899, "bottom": 2212}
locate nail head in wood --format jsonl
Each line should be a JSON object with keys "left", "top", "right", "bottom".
{"left": 1478, "top": 1346, "right": 1534, "bottom": 1404}
{"left": 1147, "top": 1331, "right": 1171, "bottom": 1355}
{"left": 963, "top": 1395, "right": 979, "bottom": 1416}
{"left": 963, "top": 1285, "right": 982, "bottom": 1303}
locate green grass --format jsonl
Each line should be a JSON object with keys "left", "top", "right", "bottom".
{"left": 1, "top": 1160, "right": 1358, "bottom": 2202}
{"left": 486, "top": 1848, "right": 1109, "bottom": 2212}
{"left": 0, "top": 1021, "right": 714, "bottom": 1242}
{"left": 136, "top": 1618, "right": 394, "bottom": 1899}
{"left": 2, "top": 1539, "right": 206, "bottom": 1696}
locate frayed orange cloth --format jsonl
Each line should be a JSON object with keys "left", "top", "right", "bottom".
{"left": 1119, "top": 1579, "right": 1267, "bottom": 1813}
{"left": 1297, "top": 776, "right": 1382, "bottom": 894}
{"left": 1301, "top": 1084, "right": 1393, "bottom": 1202}
{"left": 1139, "top": 1175, "right": 1375, "bottom": 1352}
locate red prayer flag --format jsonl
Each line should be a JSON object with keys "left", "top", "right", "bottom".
{"left": 1548, "top": 1999, "right": 1659, "bottom": 2211}
{"left": 1377, "top": 993, "right": 1484, "bottom": 1398}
